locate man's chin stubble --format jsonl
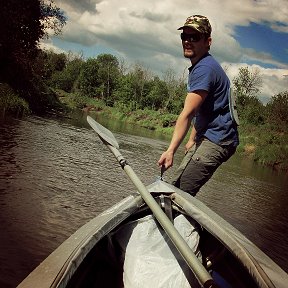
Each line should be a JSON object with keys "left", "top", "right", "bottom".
{"left": 184, "top": 52, "right": 194, "bottom": 59}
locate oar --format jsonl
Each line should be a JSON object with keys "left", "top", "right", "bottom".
{"left": 160, "top": 164, "right": 165, "bottom": 181}
{"left": 87, "top": 115, "right": 216, "bottom": 288}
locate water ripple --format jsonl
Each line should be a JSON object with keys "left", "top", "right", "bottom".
{"left": 0, "top": 115, "right": 287, "bottom": 288}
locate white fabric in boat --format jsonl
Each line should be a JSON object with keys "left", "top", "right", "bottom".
{"left": 114, "top": 214, "right": 201, "bottom": 288}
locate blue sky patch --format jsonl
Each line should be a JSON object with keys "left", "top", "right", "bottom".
{"left": 234, "top": 22, "right": 288, "bottom": 65}
{"left": 52, "top": 38, "right": 119, "bottom": 59}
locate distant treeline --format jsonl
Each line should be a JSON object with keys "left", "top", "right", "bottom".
{"left": 36, "top": 50, "right": 288, "bottom": 170}
{"left": 33, "top": 51, "right": 189, "bottom": 114}
{"left": 24, "top": 50, "right": 288, "bottom": 128}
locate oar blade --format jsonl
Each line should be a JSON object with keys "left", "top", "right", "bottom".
{"left": 87, "top": 116, "right": 119, "bottom": 149}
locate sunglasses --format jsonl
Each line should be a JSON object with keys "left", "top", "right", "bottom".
{"left": 180, "top": 33, "right": 203, "bottom": 42}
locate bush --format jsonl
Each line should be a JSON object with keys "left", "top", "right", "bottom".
{"left": 238, "top": 122, "right": 288, "bottom": 170}
{"left": 0, "top": 83, "right": 30, "bottom": 116}
{"left": 59, "top": 92, "right": 106, "bottom": 111}
{"left": 61, "top": 93, "right": 91, "bottom": 109}
{"left": 254, "top": 143, "right": 288, "bottom": 170}
{"left": 266, "top": 91, "right": 288, "bottom": 129}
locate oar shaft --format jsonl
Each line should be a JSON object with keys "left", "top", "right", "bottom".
{"left": 87, "top": 116, "right": 215, "bottom": 287}
{"left": 107, "top": 144, "right": 214, "bottom": 287}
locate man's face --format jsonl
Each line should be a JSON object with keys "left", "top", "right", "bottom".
{"left": 181, "top": 27, "right": 211, "bottom": 61}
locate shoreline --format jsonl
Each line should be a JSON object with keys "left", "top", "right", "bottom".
{"left": 1, "top": 92, "right": 287, "bottom": 174}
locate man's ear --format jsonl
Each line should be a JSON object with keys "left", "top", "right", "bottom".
{"left": 207, "top": 37, "right": 212, "bottom": 49}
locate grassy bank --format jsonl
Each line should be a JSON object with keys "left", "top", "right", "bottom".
{"left": 0, "top": 83, "right": 30, "bottom": 117}
{"left": 60, "top": 92, "right": 288, "bottom": 172}
{"left": 237, "top": 124, "right": 288, "bottom": 171}
{"left": 0, "top": 82, "right": 64, "bottom": 117}
{"left": 2, "top": 88, "right": 287, "bottom": 173}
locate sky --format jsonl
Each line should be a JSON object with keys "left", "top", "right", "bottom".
{"left": 41, "top": 0, "right": 288, "bottom": 104}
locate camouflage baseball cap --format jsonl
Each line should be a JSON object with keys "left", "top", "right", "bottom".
{"left": 177, "top": 15, "right": 212, "bottom": 35}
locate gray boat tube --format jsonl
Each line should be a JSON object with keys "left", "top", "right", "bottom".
{"left": 87, "top": 115, "right": 216, "bottom": 288}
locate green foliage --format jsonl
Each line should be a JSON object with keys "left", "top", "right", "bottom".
{"left": 95, "top": 54, "right": 120, "bottom": 105}
{"left": 233, "top": 66, "right": 262, "bottom": 99}
{"left": 118, "top": 108, "right": 177, "bottom": 131}
{"left": 238, "top": 122, "right": 288, "bottom": 170}
{"left": 34, "top": 50, "right": 67, "bottom": 80}
{"left": 232, "top": 66, "right": 265, "bottom": 125}
{"left": 255, "top": 143, "right": 288, "bottom": 170}
{"left": 0, "top": 83, "right": 30, "bottom": 116}
{"left": 41, "top": 51, "right": 187, "bottom": 115}
{"left": 239, "top": 96, "right": 265, "bottom": 125}
{"left": 113, "top": 100, "right": 138, "bottom": 114}
{"left": 165, "top": 84, "right": 186, "bottom": 114}
{"left": 245, "top": 123, "right": 288, "bottom": 169}
{"left": 112, "top": 74, "right": 137, "bottom": 108}
{"left": 50, "top": 58, "right": 83, "bottom": 92}
{"left": 78, "top": 58, "right": 102, "bottom": 97}
{"left": 75, "top": 54, "right": 121, "bottom": 105}
{"left": 60, "top": 92, "right": 106, "bottom": 110}
{"left": 28, "top": 76, "right": 63, "bottom": 113}
{"left": 266, "top": 91, "right": 288, "bottom": 129}
{"left": 60, "top": 93, "right": 90, "bottom": 109}
{"left": 1, "top": 0, "right": 66, "bottom": 68}
{"left": 0, "top": 0, "right": 66, "bottom": 114}
{"left": 144, "top": 77, "right": 167, "bottom": 110}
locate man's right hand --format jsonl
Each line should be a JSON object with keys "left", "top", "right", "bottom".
{"left": 158, "top": 150, "right": 174, "bottom": 170}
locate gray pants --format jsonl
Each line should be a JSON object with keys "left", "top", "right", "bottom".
{"left": 171, "top": 138, "right": 236, "bottom": 196}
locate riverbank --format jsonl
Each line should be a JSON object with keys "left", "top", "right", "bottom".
{"left": 0, "top": 83, "right": 30, "bottom": 117}
{"left": 1, "top": 89, "right": 287, "bottom": 173}
{"left": 58, "top": 92, "right": 288, "bottom": 173}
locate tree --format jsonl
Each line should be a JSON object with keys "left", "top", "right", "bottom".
{"left": 0, "top": 0, "right": 65, "bottom": 69}
{"left": 162, "top": 68, "right": 186, "bottom": 114}
{"left": 40, "top": 0, "right": 66, "bottom": 37}
{"left": 232, "top": 66, "right": 262, "bottom": 108}
{"left": 167, "top": 82, "right": 187, "bottom": 114}
{"left": 266, "top": 91, "right": 288, "bottom": 128}
{"left": 33, "top": 50, "right": 67, "bottom": 80}
{"left": 242, "top": 97, "right": 265, "bottom": 125}
{"left": 95, "top": 54, "right": 120, "bottom": 105}
{"left": 50, "top": 58, "right": 83, "bottom": 92}
{"left": 232, "top": 66, "right": 264, "bottom": 124}
{"left": 0, "top": 0, "right": 66, "bottom": 113}
{"left": 78, "top": 58, "right": 102, "bottom": 97}
{"left": 129, "top": 63, "right": 152, "bottom": 108}
{"left": 112, "top": 74, "right": 139, "bottom": 110}
{"left": 145, "top": 77, "right": 168, "bottom": 110}
{"left": 162, "top": 68, "right": 178, "bottom": 111}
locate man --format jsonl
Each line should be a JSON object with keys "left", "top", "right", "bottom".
{"left": 158, "top": 15, "right": 239, "bottom": 196}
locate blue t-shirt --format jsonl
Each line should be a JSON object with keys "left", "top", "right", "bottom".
{"left": 187, "top": 53, "right": 239, "bottom": 146}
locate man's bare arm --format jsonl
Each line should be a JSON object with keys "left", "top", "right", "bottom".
{"left": 158, "top": 90, "right": 207, "bottom": 169}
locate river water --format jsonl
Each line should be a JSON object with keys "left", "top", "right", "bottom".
{"left": 0, "top": 113, "right": 287, "bottom": 288}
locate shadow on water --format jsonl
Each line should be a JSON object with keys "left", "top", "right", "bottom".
{"left": 0, "top": 112, "right": 287, "bottom": 287}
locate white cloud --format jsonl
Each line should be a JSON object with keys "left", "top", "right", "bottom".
{"left": 39, "top": 39, "right": 66, "bottom": 54}
{"left": 49, "top": 0, "right": 288, "bottom": 102}
{"left": 224, "top": 62, "right": 288, "bottom": 103}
